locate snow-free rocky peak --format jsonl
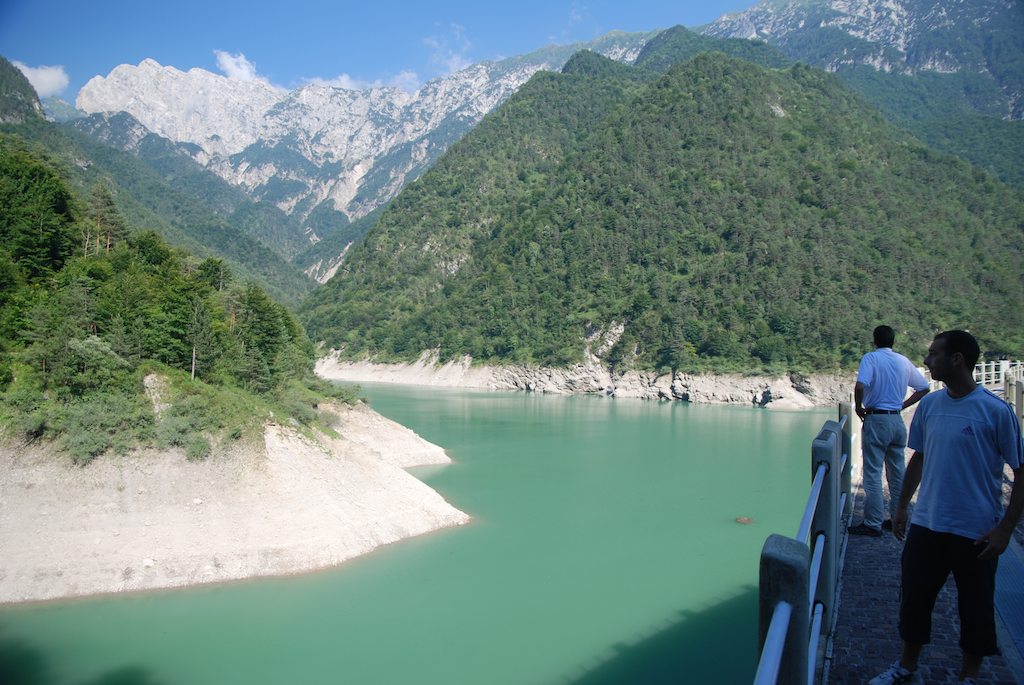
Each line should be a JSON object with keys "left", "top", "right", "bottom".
{"left": 74, "top": 34, "right": 652, "bottom": 228}
{"left": 703, "top": 0, "right": 1021, "bottom": 83}
{"left": 78, "top": 58, "right": 285, "bottom": 157}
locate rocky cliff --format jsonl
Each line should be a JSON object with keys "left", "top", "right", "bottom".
{"left": 702, "top": 0, "right": 1023, "bottom": 119}
{"left": 315, "top": 352, "right": 852, "bottom": 410}
{"left": 75, "top": 33, "right": 654, "bottom": 239}
{"left": 0, "top": 402, "right": 469, "bottom": 603}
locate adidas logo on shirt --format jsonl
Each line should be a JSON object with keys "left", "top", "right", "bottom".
{"left": 961, "top": 425, "right": 976, "bottom": 436}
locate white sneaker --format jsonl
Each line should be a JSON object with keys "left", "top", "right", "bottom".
{"left": 868, "top": 661, "right": 923, "bottom": 685}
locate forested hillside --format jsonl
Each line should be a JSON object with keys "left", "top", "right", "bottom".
{"left": 634, "top": 25, "right": 790, "bottom": 72}
{"left": 10, "top": 117, "right": 314, "bottom": 306}
{"left": 71, "top": 111, "right": 316, "bottom": 260}
{"left": 837, "top": 66, "right": 1024, "bottom": 188}
{"left": 0, "top": 57, "right": 42, "bottom": 124}
{"left": 302, "top": 52, "right": 1024, "bottom": 372}
{"left": 701, "top": 0, "right": 1024, "bottom": 188}
{"left": 0, "top": 57, "right": 313, "bottom": 306}
{"left": 0, "top": 136, "right": 353, "bottom": 463}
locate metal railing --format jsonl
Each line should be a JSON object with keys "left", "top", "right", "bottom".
{"left": 753, "top": 403, "right": 855, "bottom": 685}
{"left": 753, "top": 359, "right": 1023, "bottom": 685}
{"left": 975, "top": 360, "right": 1023, "bottom": 389}
{"left": 927, "top": 360, "right": 1024, "bottom": 393}
{"left": 1005, "top": 365, "right": 1024, "bottom": 429}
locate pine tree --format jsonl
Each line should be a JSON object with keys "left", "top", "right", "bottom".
{"left": 83, "top": 183, "right": 129, "bottom": 256}
{"left": 187, "top": 296, "right": 215, "bottom": 381}
{"left": 0, "top": 139, "right": 77, "bottom": 281}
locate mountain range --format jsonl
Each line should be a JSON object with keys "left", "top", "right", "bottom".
{"left": 4, "top": 0, "right": 1023, "bottom": 372}
{"left": 704, "top": 0, "right": 1024, "bottom": 185}
{"left": 72, "top": 34, "right": 654, "bottom": 244}
{"left": 705, "top": 0, "right": 1021, "bottom": 115}
{"left": 49, "top": 0, "right": 1021, "bottom": 283}
{"left": 300, "top": 48, "right": 1024, "bottom": 370}
{"left": 0, "top": 59, "right": 313, "bottom": 305}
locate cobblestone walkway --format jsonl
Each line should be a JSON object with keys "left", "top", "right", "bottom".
{"left": 826, "top": 487, "right": 1024, "bottom": 685}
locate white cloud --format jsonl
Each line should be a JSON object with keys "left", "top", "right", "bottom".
{"left": 306, "top": 70, "right": 421, "bottom": 93}
{"left": 307, "top": 73, "right": 368, "bottom": 90}
{"left": 389, "top": 70, "right": 421, "bottom": 92}
{"left": 424, "top": 23, "right": 474, "bottom": 75}
{"left": 12, "top": 61, "right": 69, "bottom": 98}
{"left": 214, "top": 50, "right": 261, "bottom": 80}
{"left": 213, "top": 50, "right": 287, "bottom": 92}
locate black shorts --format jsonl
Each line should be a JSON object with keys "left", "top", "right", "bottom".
{"left": 898, "top": 524, "right": 999, "bottom": 656}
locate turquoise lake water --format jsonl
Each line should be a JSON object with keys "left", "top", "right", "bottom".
{"left": 0, "top": 385, "right": 829, "bottom": 685}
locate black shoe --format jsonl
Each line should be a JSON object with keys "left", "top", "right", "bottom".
{"left": 881, "top": 519, "right": 893, "bottom": 531}
{"left": 848, "top": 522, "right": 883, "bottom": 537}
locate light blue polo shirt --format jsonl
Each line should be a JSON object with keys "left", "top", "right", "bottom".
{"left": 857, "top": 347, "right": 929, "bottom": 410}
{"left": 908, "top": 386, "right": 1024, "bottom": 539}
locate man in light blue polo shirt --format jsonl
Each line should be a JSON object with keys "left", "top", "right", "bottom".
{"left": 849, "top": 325, "right": 930, "bottom": 537}
{"left": 869, "top": 330, "right": 1023, "bottom": 685}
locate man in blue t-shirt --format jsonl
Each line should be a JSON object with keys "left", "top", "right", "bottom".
{"left": 849, "top": 325, "right": 930, "bottom": 537}
{"left": 869, "top": 330, "right": 1024, "bottom": 685}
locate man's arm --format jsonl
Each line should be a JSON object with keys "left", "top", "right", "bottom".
{"left": 904, "top": 359, "right": 930, "bottom": 411}
{"left": 893, "top": 451, "right": 924, "bottom": 541}
{"left": 902, "top": 387, "right": 929, "bottom": 410}
{"left": 854, "top": 382, "right": 866, "bottom": 419}
{"left": 977, "top": 466, "right": 1023, "bottom": 560}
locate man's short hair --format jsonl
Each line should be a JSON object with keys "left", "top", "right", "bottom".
{"left": 935, "top": 330, "right": 980, "bottom": 368}
{"left": 873, "top": 325, "right": 896, "bottom": 348}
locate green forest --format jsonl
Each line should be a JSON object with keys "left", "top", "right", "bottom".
{"left": 11, "top": 115, "right": 315, "bottom": 307}
{"left": 302, "top": 52, "right": 1024, "bottom": 372}
{"left": 0, "top": 56, "right": 315, "bottom": 308}
{"left": 715, "top": 0, "right": 1024, "bottom": 189}
{"left": 0, "top": 135, "right": 355, "bottom": 463}
{"left": 4, "top": 31, "right": 1024, "bottom": 460}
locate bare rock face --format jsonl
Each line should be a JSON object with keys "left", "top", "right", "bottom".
{"left": 315, "top": 352, "right": 852, "bottom": 408}
{"left": 654, "top": 373, "right": 821, "bottom": 408}
{"left": 0, "top": 403, "right": 469, "bottom": 604}
{"left": 702, "top": 0, "right": 1023, "bottom": 119}
{"left": 77, "top": 59, "right": 285, "bottom": 156}
{"left": 75, "top": 34, "right": 653, "bottom": 231}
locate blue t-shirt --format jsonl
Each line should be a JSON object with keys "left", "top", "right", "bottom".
{"left": 857, "top": 348, "right": 929, "bottom": 411}
{"left": 907, "top": 386, "right": 1024, "bottom": 539}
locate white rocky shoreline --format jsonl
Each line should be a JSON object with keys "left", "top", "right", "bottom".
{"left": 0, "top": 357, "right": 851, "bottom": 606}
{"left": 0, "top": 402, "right": 469, "bottom": 605}
{"left": 315, "top": 350, "right": 853, "bottom": 410}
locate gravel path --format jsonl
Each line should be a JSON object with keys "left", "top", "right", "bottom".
{"left": 827, "top": 457, "right": 1024, "bottom": 685}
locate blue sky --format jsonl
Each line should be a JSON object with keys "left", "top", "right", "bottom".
{"left": 0, "top": 0, "right": 755, "bottom": 102}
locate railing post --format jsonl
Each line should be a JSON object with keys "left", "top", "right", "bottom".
{"left": 838, "top": 403, "right": 854, "bottom": 519}
{"left": 1010, "top": 375, "right": 1024, "bottom": 429}
{"left": 759, "top": 534, "right": 810, "bottom": 685}
{"left": 811, "top": 421, "right": 841, "bottom": 625}
{"left": 1018, "top": 380, "right": 1024, "bottom": 430}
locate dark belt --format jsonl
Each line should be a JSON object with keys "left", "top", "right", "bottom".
{"left": 864, "top": 409, "right": 901, "bottom": 415}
